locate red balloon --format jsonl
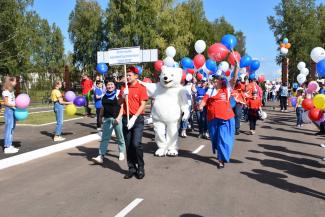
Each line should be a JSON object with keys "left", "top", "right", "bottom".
{"left": 302, "top": 99, "right": 314, "bottom": 111}
{"left": 143, "top": 77, "right": 152, "bottom": 83}
{"left": 207, "top": 43, "right": 230, "bottom": 62}
{"left": 186, "top": 68, "right": 195, "bottom": 74}
{"left": 228, "top": 51, "right": 241, "bottom": 66}
{"left": 308, "top": 108, "right": 323, "bottom": 121}
{"left": 224, "top": 70, "right": 231, "bottom": 77}
{"left": 196, "top": 73, "right": 203, "bottom": 81}
{"left": 182, "top": 71, "right": 186, "bottom": 81}
{"left": 154, "top": 60, "right": 164, "bottom": 72}
{"left": 193, "top": 54, "right": 205, "bottom": 69}
{"left": 258, "top": 75, "right": 265, "bottom": 83}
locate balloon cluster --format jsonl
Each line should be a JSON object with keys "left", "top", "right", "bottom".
{"left": 280, "top": 38, "right": 291, "bottom": 55}
{"left": 301, "top": 94, "right": 325, "bottom": 123}
{"left": 153, "top": 34, "right": 261, "bottom": 83}
{"left": 310, "top": 47, "right": 325, "bottom": 78}
{"left": 14, "top": 93, "right": 31, "bottom": 121}
{"left": 296, "top": 61, "right": 309, "bottom": 85}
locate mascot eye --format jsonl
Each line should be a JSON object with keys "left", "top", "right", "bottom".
{"left": 171, "top": 74, "right": 174, "bottom": 77}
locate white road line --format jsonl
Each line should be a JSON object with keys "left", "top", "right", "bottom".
{"left": 192, "top": 145, "right": 205, "bottom": 154}
{"left": 17, "top": 117, "right": 84, "bottom": 127}
{"left": 0, "top": 133, "right": 100, "bottom": 170}
{"left": 114, "top": 198, "right": 144, "bottom": 217}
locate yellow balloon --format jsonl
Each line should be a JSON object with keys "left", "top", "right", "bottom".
{"left": 66, "top": 104, "right": 77, "bottom": 116}
{"left": 312, "top": 94, "right": 325, "bottom": 110}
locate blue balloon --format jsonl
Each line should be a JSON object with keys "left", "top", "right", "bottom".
{"left": 136, "top": 66, "right": 143, "bottom": 76}
{"left": 230, "top": 96, "right": 236, "bottom": 108}
{"left": 14, "top": 108, "right": 29, "bottom": 121}
{"left": 292, "top": 82, "right": 299, "bottom": 89}
{"left": 240, "top": 55, "right": 252, "bottom": 68}
{"left": 316, "top": 59, "right": 325, "bottom": 78}
{"left": 249, "top": 72, "right": 256, "bottom": 80}
{"left": 96, "top": 63, "right": 108, "bottom": 74}
{"left": 205, "top": 59, "right": 217, "bottom": 72}
{"left": 181, "top": 57, "right": 194, "bottom": 69}
{"left": 290, "top": 97, "right": 297, "bottom": 107}
{"left": 221, "top": 34, "right": 237, "bottom": 50}
{"left": 283, "top": 38, "right": 289, "bottom": 44}
{"left": 250, "top": 60, "right": 260, "bottom": 71}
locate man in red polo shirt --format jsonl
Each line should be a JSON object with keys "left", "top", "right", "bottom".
{"left": 81, "top": 74, "right": 93, "bottom": 116}
{"left": 119, "top": 66, "right": 148, "bottom": 179}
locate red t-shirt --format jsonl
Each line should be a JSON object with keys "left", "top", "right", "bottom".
{"left": 81, "top": 79, "right": 93, "bottom": 95}
{"left": 119, "top": 81, "right": 148, "bottom": 115}
{"left": 202, "top": 87, "right": 235, "bottom": 121}
{"left": 231, "top": 88, "right": 246, "bottom": 105}
{"left": 247, "top": 98, "right": 262, "bottom": 109}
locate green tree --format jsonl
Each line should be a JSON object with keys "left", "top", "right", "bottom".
{"left": 68, "top": 0, "right": 104, "bottom": 75}
{"left": 267, "top": 0, "right": 322, "bottom": 82}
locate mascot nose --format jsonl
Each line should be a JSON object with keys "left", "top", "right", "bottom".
{"left": 164, "top": 76, "right": 168, "bottom": 81}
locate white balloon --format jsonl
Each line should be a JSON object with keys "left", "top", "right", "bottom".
{"left": 310, "top": 47, "right": 325, "bottom": 63}
{"left": 163, "top": 56, "right": 175, "bottom": 67}
{"left": 280, "top": 47, "right": 288, "bottom": 55}
{"left": 297, "top": 62, "right": 306, "bottom": 71}
{"left": 300, "top": 67, "right": 309, "bottom": 76}
{"left": 202, "top": 64, "right": 209, "bottom": 73}
{"left": 194, "top": 40, "right": 206, "bottom": 54}
{"left": 185, "top": 73, "right": 193, "bottom": 81}
{"left": 216, "top": 69, "right": 223, "bottom": 76}
{"left": 219, "top": 61, "right": 229, "bottom": 72}
{"left": 297, "top": 73, "right": 306, "bottom": 84}
{"left": 165, "top": 46, "right": 176, "bottom": 58}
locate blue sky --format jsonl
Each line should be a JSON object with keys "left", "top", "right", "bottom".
{"left": 31, "top": 0, "right": 322, "bottom": 80}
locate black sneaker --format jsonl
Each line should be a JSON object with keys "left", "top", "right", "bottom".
{"left": 124, "top": 170, "right": 136, "bottom": 179}
{"left": 136, "top": 169, "right": 145, "bottom": 179}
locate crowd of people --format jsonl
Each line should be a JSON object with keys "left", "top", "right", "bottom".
{"left": 2, "top": 65, "right": 325, "bottom": 176}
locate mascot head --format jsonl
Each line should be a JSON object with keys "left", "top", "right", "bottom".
{"left": 160, "top": 66, "right": 182, "bottom": 88}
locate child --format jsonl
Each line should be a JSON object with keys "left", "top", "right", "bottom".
{"left": 94, "top": 80, "right": 104, "bottom": 130}
{"left": 92, "top": 80, "right": 126, "bottom": 163}
{"left": 2, "top": 76, "right": 19, "bottom": 154}
{"left": 247, "top": 91, "right": 262, "bottom": 135}
{"left": 51, "top": 81, "right": 72, "bottom": 142}
{"left": 295, "top": 89, "right": 304, "bottom": 128}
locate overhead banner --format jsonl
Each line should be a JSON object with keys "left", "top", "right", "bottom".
{"left": 107, "top": 46, "right": 141, "bottom": 65}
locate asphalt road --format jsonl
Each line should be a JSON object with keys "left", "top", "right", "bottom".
{"left": 0, "top": 104, "right": 324, "bottom": 217}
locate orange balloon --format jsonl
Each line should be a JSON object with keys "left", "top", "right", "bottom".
{"left": 285, "top": 43, "right": 291, "bottom": 49}
{"left": 280, "top": 43, "right": 285, "bottom": 48}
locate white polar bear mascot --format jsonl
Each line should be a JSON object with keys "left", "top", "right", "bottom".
{"left": 141, "top": 66, "right": 189, "bottom": 156}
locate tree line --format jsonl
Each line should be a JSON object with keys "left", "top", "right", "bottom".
{"left": 268, "top": 0, "right": 325, "bottom": 83}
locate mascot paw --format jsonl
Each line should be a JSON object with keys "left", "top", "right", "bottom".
{"left": 155, "top": 148, "right": 167, "bottom": 157}
{"left": 167, "top": 149, "right": 178, "bottom": 156}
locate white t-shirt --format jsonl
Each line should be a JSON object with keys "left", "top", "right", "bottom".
{"left": 2, "top": 90, "right": 15, "bottom": 105}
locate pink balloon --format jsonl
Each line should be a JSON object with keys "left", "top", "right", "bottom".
{"left": 307, "top": 81, "right": 318, "bottom": 92}
{"left": 15, "top": 93, "right": 30, "bottom": 109}
{"left": 258, "top": 75, "right": 265, "bottom": 83}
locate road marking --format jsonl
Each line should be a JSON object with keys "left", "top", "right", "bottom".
{"left": 17, "top": 117, "right": 84, "bottom": 127}
{"left": 114, "top": 198, "right": 144, "bottom": 217}
{"left": 192, "top": 145, "right": 205, "bottom": 154}
{"left": 0, "top": 133, "right": 100, "bottom": 170}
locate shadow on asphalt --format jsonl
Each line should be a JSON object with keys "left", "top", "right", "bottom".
{"left": 258, "top": 144, "right": 323, "bottom": 159}
{"left": 75, "top": 122, "right": 97, "bottom": 130}
{"left": 258, "top": 135, "right": 320, "bottom": 147}
{"left": 246, "top": 157, "right": 325, "bottom": 179}
{"left": 67, "top": 146, "right": 127, "bottom": 175}
{"left": 0, "top": 139, "right": 21, "bottom": 148}
{"left": 40, "top": 131, "right": 73, "bottom": 138}
{"left": 240, "top": 169, "right": 325, "bottom": 200}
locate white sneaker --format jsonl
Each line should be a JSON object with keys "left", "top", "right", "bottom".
{"left": 320, "top": 144, "right": 325, "bottom": 148}
{"left": 97, "top": 128, "right": 102, "bottom": 131}
{"left": 181, "top": 130, "right": 187, "bottom": 138}
{"left": 53, "top": 136, "right": 66, "bottom": 142}
{"left": 204, "top": 132, "right": 210, "bottom": 139}
{"left": 4, "top": 146, "right": 19, "bottom": 154}
{"left": 92, "top": 155, "right": 103, "bottom": 164}
{"left": 119, "top": 153, "right": 125, "bottom": 161}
